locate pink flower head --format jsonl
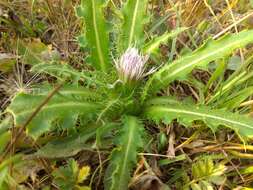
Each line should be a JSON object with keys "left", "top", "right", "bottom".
{"left": 115, "top": 47, "right": 154, "bottom": 84}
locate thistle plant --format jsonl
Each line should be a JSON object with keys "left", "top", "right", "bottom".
{"left": 2, "top": 0, "right": 253, "bottom": 190}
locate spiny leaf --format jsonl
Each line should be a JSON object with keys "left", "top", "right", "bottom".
{"left": 31, "top": 62, "right": 90, "bottom": 81}
{"left": 7, "top": 86, "right": 101, "bottom": 139}
{"left": 118, "top": 0, "right": 149, "bottom": 51}
{"left": 143, "top": 28, "right": 187, "bottom": 54}
{"left": 143, "top": 97, "right": 253, "bottom": 139}
{"left": 76, "top": 0, "right": 110, "bottom": 71}
{"left": 142, "top": 30, "right": 253, "bottom": 102}
{"left": 31, "top": 63, "right": 111, "bottom": 87}
{"left": 104, "top": 116, "right": 144, "bottom": 190}
{"left": 96, "top": 123, "right": 119, "bottom": 148}
{"left": 35, "top": 126, "right": 98, "bottom": 158}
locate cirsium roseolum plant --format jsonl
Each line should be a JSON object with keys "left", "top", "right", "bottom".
{"left": 2, "top": 0, "right": 253, "bottom": 189}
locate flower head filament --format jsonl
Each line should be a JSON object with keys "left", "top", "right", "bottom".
{"left": 115, "top": 47, "right": 153, "bottom": 84}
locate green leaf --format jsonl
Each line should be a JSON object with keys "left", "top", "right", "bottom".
{"left": 31, "top": 63, "right": 106, "bottom": 87}
{"left": 0, "top": 154, "right": 22, "bottom": 171}
{"left": 143, "top": 28, "right": 187, "bottom": 54}
{"left": 200, "top": 181, "right": 213, "bottom": 190}
{"left": 186, "top": 158, "right": 226, "bottom": 189}
{"left": 241, "top": 166, "right": 253, "bottom": 175}
{"left": 0, "top": 167, "right": 8, "bottom": 187}
{"left": 0, "top": 156, "right": 25, "bottom": 188}
{"left": 7, "top": 86, "right": 101, "bottom": 139}
{"left": 240, "top": 188, "right": 253, "bottom": 190}
{"left": 191, "top": 183, "right": 202, "bottom": 190}
{"left": 144, "top": 98, "right": 253, "bottom": 139}
{"left": 35, "top": 126, "right": 98, "bottom": 158}
{"left": 14, "top": 39, "right": 58, "bottom": 65}
{"left": 0, "top": 116, "right": 12, "bottom": 135}
{"left": 142, "top": 30, "right": 253, "bottom": 101}
{"left": 77, "top": 186, "right": 91, "bottom": 190}
{"left": 207, "top": 70, "right": 253, "bottom": 105}
{"left": 52, "top": 159, "right": 91, "bottom": 190}
{"left": 31, "top": 63, "right": 88, "bottom": 81}
{"left": 159, "top": 154, "right": 187, "bottom": 166}
{"left": 96, "top": 123, "right": 119, "bottom": 148}
{"left": 76, "top": 0, "right": 110, "bottom": 71}
{"left": 220, "top": 86, "right": 253, "bottom": 109}
{"left": 192, "top": 158, "right": 226, "bottom": 186}
{"left": 0, "top": 131, "right": 11, "bottom": 154}
{"left": 52, "top": 159, "right": 79, "bottom": 190}
{"left": 204, "top": 59, "right": 226, "bottom": 93}
{"left": 118, "top": 0, "right": 149, "bottom": 51}
{"left": 104, "top": 116, "right": 144, "bottom": 190}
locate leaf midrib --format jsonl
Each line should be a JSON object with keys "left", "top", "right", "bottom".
{"left": 150, "top": 106, "right": 253, "bottom": 129}
{"left": 128, "top": 0, "right": 139, "bottom": 47}
{"left": 118, "top": 119, "right": 135, "bottom": 188}
{"left": 10, "top": 102, "right": 98, "bottom": 116}
{"left": 91, "top": 0, "right": 106, "bottom": 71}
{"left": 159, "top": 33, "right": 252, "bottom": 82}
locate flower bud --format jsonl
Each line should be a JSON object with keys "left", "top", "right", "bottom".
{"left": 115, "top": 47, "right": 154, "bottom": 84}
